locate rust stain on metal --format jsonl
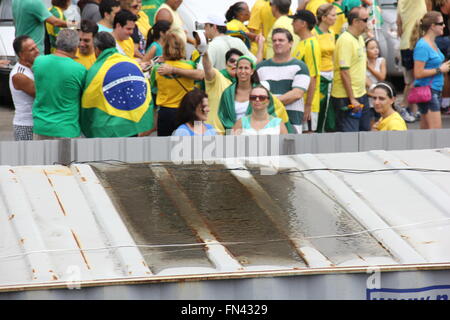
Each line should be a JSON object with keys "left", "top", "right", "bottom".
{"left": 19, "top": 238, "right": 25, "bottom": 245}
{"left": 44, "top": 168, "right": 73, "bottom": 176}
{"left": 384, "top": 161, "right": 389, "bottom": 165}
{"left": 71, "top": 229, "right": 91, "bottom": 270}
{"left": 81, "top": 177, "right": 87, "bottom": 182}
{"left": 52, "top": 275, "right": 59, "bottom": 280}
{"left": 8, "top": 169, "right": 15, "bottom": 174}
{"left": 53, "top": 191, "right": 67, "bottom": 216}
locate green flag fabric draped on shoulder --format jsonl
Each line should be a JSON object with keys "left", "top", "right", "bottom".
{"left": 218, "top": 83, "right": 293, "bottom": 133}
{"left": 81, "top": 48, "right": 154, "bottom": 137}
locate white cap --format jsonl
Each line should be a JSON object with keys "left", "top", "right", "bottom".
{"left": 202, "top": 14, "right": 227, "bottom": 27}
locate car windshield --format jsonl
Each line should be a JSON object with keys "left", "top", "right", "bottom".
{"left": 0, "top": 0, "right": 13, "bottom": 22}
{"left": 378, "top": 0, "right": 397, "bottom": 6}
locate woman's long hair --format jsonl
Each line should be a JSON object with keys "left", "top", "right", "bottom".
{"left": 146, "top": 20, "right": 171, "bottom": 51}
{"left": 176, "top": 88, "right": 209, "bottom": 127}
{"left": 410, "top": 11, "right": 443, "bottom": 50}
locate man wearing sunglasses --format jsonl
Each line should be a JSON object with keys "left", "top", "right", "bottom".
{"left": 331, "top": 6, "right": 372, "bottom": 132}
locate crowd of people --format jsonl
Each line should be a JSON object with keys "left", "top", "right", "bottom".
{"left": 7, "top": 0, "right": 450, "bottom": 140}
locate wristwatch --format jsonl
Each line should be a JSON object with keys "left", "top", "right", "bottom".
{"left": 436, "top": 67, "right": 442, "bottom": 75}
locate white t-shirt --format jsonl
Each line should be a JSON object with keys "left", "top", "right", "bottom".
{"left": 9, "top": 62, "right": 34, "bottom": 126}
{"left": 235, "top": 100, "right": 249, "bottom": 120}
{"left": 198, "top": 35, "right": 256, "bottom": 70}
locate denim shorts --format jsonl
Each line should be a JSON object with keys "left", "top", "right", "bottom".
{"left": 417, "top": 89, "right": 442, "bottom": 114}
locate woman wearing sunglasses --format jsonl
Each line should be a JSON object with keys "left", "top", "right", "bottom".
{"left": 218, "top": 56, "right": 291, "bottom": 134}
{"left": 411, "top": 11, "right": 450, "bottom": 129}
{"left": 232, "top": 85, "right": 288, "bottom": 135}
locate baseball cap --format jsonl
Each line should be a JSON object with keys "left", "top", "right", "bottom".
{"left": 202, "top": 14, "right": 227, "bottom": 27}
{"left": 288, "top": 9, "right": 317, "bottom": 26}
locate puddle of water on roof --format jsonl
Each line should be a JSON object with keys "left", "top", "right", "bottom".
{"left": 91, "top": 164, "right": 213, "bottom": 274}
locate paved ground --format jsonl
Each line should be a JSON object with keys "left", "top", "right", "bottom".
{"left": 1, "top": 102, "right": 450, "bottom": 141}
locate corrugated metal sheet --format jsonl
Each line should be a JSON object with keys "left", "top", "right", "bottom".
{"left": 1, "top": 148, "right": 450, "bottom": 299}
{"left": 1, "top": 129, "right": 450, "bottom": 166}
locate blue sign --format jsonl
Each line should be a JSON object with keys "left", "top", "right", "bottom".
{"left": 367, "top": 285, "right": 450, "bottom": 300}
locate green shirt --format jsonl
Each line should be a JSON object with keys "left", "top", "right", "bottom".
{"left": 46, "top": 6, "right": 66, "bottom": 53}
{"left": 141, "top": 0, "right": 165, "bottom": 25}
{"left": 32, "top": 55, "right": 87, "bottom": 138}
{"left": 256, "top": 58, "right": 310, "bottom": 112}
{"left": 12, "top": 0, "right": 52, "bottom": 54}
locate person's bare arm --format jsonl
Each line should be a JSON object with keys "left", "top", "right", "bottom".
{"left": 278, "top": 88, "right": 305, "bottom": 106}
{"left": 280, "top": 122, "right": 288, "bottom": 134}
{"left": 303, "top": 76, "right": 316, "bottom": 121}
{"left": 397, "top": 13, "right": 403, "bottom": 38}
{"left": 340, "top": 68, "right": 360, "bottom": 109}
{"left": 202, "top": 51, "right": 216, "bottom": 81}
{"left": 134, "top": 46, "right": 144, "bottom": 59}
{"left": 186, "top": 35, "right": 197, "bottom": 45}
{"left": 414, "top": 60, "right": 450, "bottom": 79}
{"left": 232, "top": 119, "right": 243, "bottom": 135}
{"left": 46, "top": 15, "right": 68, "bottom": 28}
{"left": 157, "top": 63, "right": 205, "bottom": 80}
{"left": 142, "top": 45, "right": 157, "bottom": 62}
{"left": 256, "top": 34, "right": 265, "bottom": 64}
{"left": 12, "top": 74, "right": 35, "bottom": 97}
{"left": 297, "top": 0, "right": 308, "bottom": 11}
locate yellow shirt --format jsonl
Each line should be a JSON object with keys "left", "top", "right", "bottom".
{"left": 248, "top": 0, "right": 276, "bottom": 59}
{"left": 306, "top": 0, "right": 328, "bottom": 15}
{"left": 205, "top": 69, "right": 233, "bottom": 134}
{"left": 137, "top": 11, "right": 151, "bottom": 41}
{"left": 155, "top": 60, "right": 195, "bottom": 108}
{"left": 330, "top": 2, "right": 347, "bottom": 36}
{"left": 117, "top": 37, "right": 135, "bottom": 59}
{"left": 227, "top": 19, "right": 258, "bottom": 55}
{"left": 375, "top": 112, "right": 407, "bottom": 131}
{"left": 312, "top": 26, "right": 335, "bottom": 72}
{"left": 331, "top": 31, "right": 367, "bottom": 99}
{"left": 292, "top": 37, "right": 321, "bottom": 113}
{"left": 266, "top": 15, "right": 300, "bottom": 60}
{"left": 397, "top": 0, "right": 427, "bottom": 50}
{"left": 248, "top": 0, "right": 275, "bottom": 37}
{"left": 74, "top": 50, "right": 97, "bottom": 70}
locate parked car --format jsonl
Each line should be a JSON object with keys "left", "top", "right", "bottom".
{"left": 376, "top": 0, "right": 403, "bottom": 77}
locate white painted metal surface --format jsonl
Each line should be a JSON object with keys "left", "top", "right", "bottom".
{"left": 1, "top": 148, "right": 450, "bottom": 293}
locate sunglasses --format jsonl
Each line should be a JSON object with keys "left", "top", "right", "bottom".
{"left": 359, "top": 17, "right": 369, "bottom": 23}
{"left": 250, "top": 95, "right": 269, "bottom": 102}
{"left": 227, "top": 58, "right": 237, "bottom": 64}
{"left": 435, "top": 22, "right": 445, "bottom": 26}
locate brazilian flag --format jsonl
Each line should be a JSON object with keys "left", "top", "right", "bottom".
{"left": 81, "top": 48, "right": 154, "bottom": 137}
